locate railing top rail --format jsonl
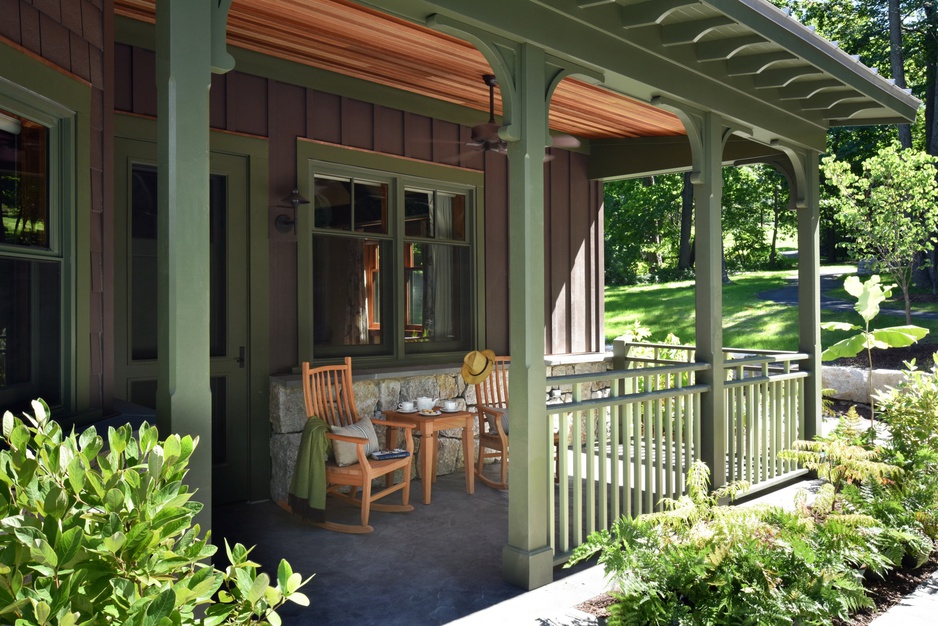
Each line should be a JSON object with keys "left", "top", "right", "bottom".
{"left": 724, "top": 370, "right": 808, "bottom": 388}
{"left": 547, "top": 362, "right": 711, "bottom": 386}
{"left": 547, "top": 383, "right": 711, "bottom": 412}
{"left": 723, "top": 352, "right": 809, "bottom": 368}
{"left": 618, "top": 340, "right": 697, "bottom": 351}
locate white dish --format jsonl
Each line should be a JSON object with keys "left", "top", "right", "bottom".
{"left": 440, "top": 407, "right": 460, "bottom": 413}
{"left": 418, "top": 410, "right": 441, "bottom": 416}
{"left": 397, "top": 408, "right": 418, "bottom": 414}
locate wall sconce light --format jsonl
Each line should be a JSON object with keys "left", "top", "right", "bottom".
{"left": 274, "top": 188, "right": 310, "bottom": 234}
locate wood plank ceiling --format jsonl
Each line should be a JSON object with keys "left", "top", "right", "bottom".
{"left": 113, "top": 0, "right": 688, "bottom": 140}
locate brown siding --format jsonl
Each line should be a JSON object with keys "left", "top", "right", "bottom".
{"left": 113, "top": 46, "right": 604, "bottom": 372}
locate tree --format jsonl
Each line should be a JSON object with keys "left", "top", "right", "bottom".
{"left": 722, "top": 165, "right": 795, "bottom": 271}
{"left": 822, "top": 143, "right": 938, "bottom": 323}
{"left": 604, "top": 174, "right": 683, "bottom": 284}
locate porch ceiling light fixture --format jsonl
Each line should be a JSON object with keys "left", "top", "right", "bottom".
{"left": 0, "top": 111, "right": 22, "bottom": 135}
{"left": 275, "top": 188, "right": 310, "bottom": 234}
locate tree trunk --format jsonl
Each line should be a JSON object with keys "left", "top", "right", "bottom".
{"left": 769, "top": 183, "right": 780, "bottom": 267}
{"left": 925, "top": 5, "right": 938, "bottom": 156}
{"left": 678, "top": 172, "right": 694, "bottom": 270}
{"left": 889, "top": 0, "right": 913, "bottom": 149}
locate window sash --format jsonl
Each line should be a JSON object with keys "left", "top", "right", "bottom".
{"left": 300, "top": 152, "right": 481, "bottom": 366}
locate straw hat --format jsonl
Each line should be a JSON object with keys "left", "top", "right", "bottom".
{"left": 462, "top": 349, "right": 495, "bottom": 384}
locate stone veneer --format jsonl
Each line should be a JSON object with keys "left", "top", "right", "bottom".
{"left": 269, "top": 355, "right": 613, "bottom": 503}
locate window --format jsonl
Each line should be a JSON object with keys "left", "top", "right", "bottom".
{"left": 298, "top": 143, "right": 483, "bottom": 365}
{"left": 0, "top": 98, "right": 72, "bottom": 415}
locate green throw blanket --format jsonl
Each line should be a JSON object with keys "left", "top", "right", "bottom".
{"left": 288, "top": 417, "right": 331, "bottom": 523}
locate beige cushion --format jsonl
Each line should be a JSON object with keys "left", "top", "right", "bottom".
{"left": 486, "top": 408, "right": 509, "bottom": 435}
{"left": 331, "top": 417, "right": 380, "bottom": 466}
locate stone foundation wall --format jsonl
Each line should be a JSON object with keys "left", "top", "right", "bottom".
{"left": 821, "top": 365, "right": 905, "bottom": 405}
{"left": 269, "top": 354, "right": 613, "bottom": 502}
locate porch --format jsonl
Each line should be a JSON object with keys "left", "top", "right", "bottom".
{"left": 225, "top": 331, "right": 815, "bottom": 624}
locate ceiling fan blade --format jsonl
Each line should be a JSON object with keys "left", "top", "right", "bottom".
{"left": 550, "top": 133, "right": 581, "bottom": 149}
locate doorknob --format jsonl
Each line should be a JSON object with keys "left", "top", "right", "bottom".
{"left": 236, "top": 346, "right": 246, "bottom": 368}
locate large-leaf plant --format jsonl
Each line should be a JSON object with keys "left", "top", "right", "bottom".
{"left": 821, "top": 274, "right": 928, "bottom": 425}
{"left": 0, "top": 400, "right": 311, "bottom": 625}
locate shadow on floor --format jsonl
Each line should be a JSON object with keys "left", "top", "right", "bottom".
{"left": 213, "top": 471, "right": 590, "bottom": 625}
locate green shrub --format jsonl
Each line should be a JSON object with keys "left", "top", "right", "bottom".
{"left": 567, "top": 462, "right": 876, "bottom": 625}
{"left": 0, "top": 400, "right": 311, "bottom": 625}
{"left": 875, "top": 354, "right": 938, "bottom": 462}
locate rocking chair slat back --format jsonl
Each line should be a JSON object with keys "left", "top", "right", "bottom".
{"left": 303, "top": 356, "right": 359, "bottom": 428}
{"left": 477, "top": 356, "right": 510, "bottom": 410}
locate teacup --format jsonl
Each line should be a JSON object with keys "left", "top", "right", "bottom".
{"left": 443, "top": 400, "right": 457, "bottom": 411}
{"left": 398, "top": 401, "right": 415, "bottom": 411}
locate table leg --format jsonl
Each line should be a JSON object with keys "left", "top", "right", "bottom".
{"left": 462, "top": 417, "right": 475, "bottom": 495}
{"left": 421, "top": 432, "right": 435, "bottom": 505}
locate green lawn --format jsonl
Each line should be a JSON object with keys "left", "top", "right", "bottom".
{"left": 605, "top": 267, "right": 938, "bottom": 352}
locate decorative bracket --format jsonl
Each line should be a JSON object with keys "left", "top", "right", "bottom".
{"left": 426, "top": 14, "right": 603, "bottom": 146}
{"left": 211, "top": 0, "right": 235, "bottom": 74}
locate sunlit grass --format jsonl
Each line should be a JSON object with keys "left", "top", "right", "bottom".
{"left": 605, "top": 267, "right": 938, "bottom": 352}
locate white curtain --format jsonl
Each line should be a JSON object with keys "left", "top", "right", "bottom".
{"left": 432, "top": 194, "right": 454, "bottom": 340}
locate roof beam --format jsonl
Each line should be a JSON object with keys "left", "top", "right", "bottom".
{"left": 822, "top": 102, "right": 875, "bottom": 119}
{"left": 753, "top": 65, "right": 823, "bottom": 88}
{"left": 576, "top": 0, "right": 616, "bottom": 8}
{"left": 726, "top": 51, "right": 795, "bottom": 75}
{"left": 778, "top": 78, "right": 842, "bottom": 100}
{"left": 661, "top": 16, "right": 734, "bottom": 46}
{"left": 620, "top": 0, "right": 700, "bottom": 29}
{"left": 801, "top": 91, "right": 865, "bottom": 111}
{"left": 697, "top": 34, "right": 766, "bottom": 61}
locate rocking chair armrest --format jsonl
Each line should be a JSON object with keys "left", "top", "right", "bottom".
{"left": 325, "top": 432, "right": 370, "bottom": 445}
{"left": 478, "top": 405, "right": 509, "bottom": 438}
{"left": 373, "top": 418, "right": 415, "bottom": 454}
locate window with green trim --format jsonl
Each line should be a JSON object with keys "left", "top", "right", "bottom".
{"left": 300, "top": 149, "right": 482, "bottom": 365}
{"left": 0, "top": 98, "right": 71, "bottom": 414}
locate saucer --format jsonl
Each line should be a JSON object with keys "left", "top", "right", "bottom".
{"left": 397, "top": 408, "right": 418, "bottom": 414}
{"left": 440, "top": 407, "right": 460, "bottom": 413}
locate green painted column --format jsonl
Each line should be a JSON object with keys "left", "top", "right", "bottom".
{"left": 503, "top": 42, "right": 555, "bottom": 591}
{"left": 155, "top": 0, "right": 214, "bottom": 523}
{"left": 797, "top": 151, "right": 822, "bottom": 441}
{"left": 692, "top": 112, "right": 727, "bottom": 490}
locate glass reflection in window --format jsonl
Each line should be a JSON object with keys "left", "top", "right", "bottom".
{"left": 0, "top": 109, "right": 49, "bottom": 249}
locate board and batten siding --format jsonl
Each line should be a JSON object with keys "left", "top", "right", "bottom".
{"left": 1, "top": 0, "right": 113, "bottom": 411}
{"left": 112, "top": 43, "right": 604, "bottom": 373}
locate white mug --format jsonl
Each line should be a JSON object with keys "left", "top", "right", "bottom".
{"left": 398, "top": 401, "right": 415, "bottom": 411}
{"left": 443, "top": 400, "right": 457, "bottom": 411}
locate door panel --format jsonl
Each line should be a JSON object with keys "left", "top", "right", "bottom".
{"left": 115, "top": 138, "right": 250, "bottom": 504}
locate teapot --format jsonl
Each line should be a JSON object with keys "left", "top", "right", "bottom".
{"left": 415, "top": 396, "right": 438, "bottom": 412}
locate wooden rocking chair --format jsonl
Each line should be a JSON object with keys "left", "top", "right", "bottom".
{"left": 472, "top": 355, "right": 562, "bottom": 490}
{"left": 474, "top": 355, "right": 511, "bottom": 490}
{"left": 302, "top": 357, "right": 415, "bottom": 533}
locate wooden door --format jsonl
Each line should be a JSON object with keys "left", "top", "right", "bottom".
{"left": 115, "top": 138, "right": 250, "bottom": 504}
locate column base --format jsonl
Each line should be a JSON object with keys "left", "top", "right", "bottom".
{"left": 502, "top": 544, "right": 554, "bottom": 590}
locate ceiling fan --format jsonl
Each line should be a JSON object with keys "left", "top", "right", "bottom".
{"left": 468, "top": 74, "right": 581, "bottom": 154}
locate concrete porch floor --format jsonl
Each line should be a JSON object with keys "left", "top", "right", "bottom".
{"left": 212, "top": 469, "right": 596, "bottom": 625}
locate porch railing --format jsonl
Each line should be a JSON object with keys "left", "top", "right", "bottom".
{"left": 547, "top": 360, "right": 711, "bottom": 563}
{"left": 723, "top": 351, "right": 807, "bottom": 485}
{"left": 546, "top": 342, "right": 809, "bottom": 565}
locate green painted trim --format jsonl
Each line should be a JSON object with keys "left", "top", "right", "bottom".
{"left": 295, "top": 139, "right": 485, "bottom": 368}
{"left": 0, "top": 41, "right": 93, "bottom": 416}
